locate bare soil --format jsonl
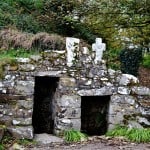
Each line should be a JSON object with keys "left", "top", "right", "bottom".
{"left": 139, "top": 67, "right": 150, "bottom": 88}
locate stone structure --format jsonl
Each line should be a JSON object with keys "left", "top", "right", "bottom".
{"left": 0, "top": 37, "right": 150, "bottom": 140}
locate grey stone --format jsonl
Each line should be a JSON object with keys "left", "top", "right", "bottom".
{"left": 30, "top": 55, "right": 42, "bottom": 61}
{"left": 118, "top": 87, "right": 130, "bottom": 95}
{"left": 17, "top": 58, "right": 30, "bottom": 63}
{"left": 0, "top": 82, "right": 3, "bottom": 88}
{"left": 82, "top": 47, "right": 90, "bottom": 55}
{"left": 137, "top": 116, "right": 150, "bottom": 126}
{"left": 108, "top": 69, "right": 116, "bottom": 76}
{"left": 111, "top": 95, "right": 135, "bottom": 105}
{"left": 0, "top": 116, "right": 12, "bottom": 126}
{"left": 0, "top": 127, "right": 4, "bottom": 141}
{"left": 128, "top": 120, "right": 143, "bottom": 129}
{"left": 77, "top": 87, "right": 113, "bottom": 96}
{"left": 12, "top": 118, "right": 32, "bottom": 125}
{"left": 34, "top": 134, "right": 63, "bottom": 144}
{"left": 71, "top": 119, "right": 81, "bottom": 130}
{"left": 63, "top": 108, "right": 81, "bottom": 118}
{"left": 139, "top": 107, "right": 150, "bottom": 115}
{"left": 15, "top": 80, "right": 34, "bottom": 95}
{"left": 7, "top": 126, "right": 33, "bottom": 139}
{"left": 36, "top": 71, "right": 62, "bottom": 77}
{"left": 95, "top": 87, "right": 113, "bottom": 95}
{"left": 18, "top": 100, "right": 33, "bottom": 109}
{"left": 55, "top": 118, "right": 72, "bottom": 130}
{"left": 15, "top": 109, "right": 32, "bottom": 118}
{"left": 119, "top": 74, "right": 139, "bottom": 86}
{"left": 19, "top": 64, "right": 35, "bottom": 71}
{"left": 108, "top": 112, "right": 124, "bottom": 124}
{"left": 59, "top": 77, "right": 76, "bottom": 87}
{"left": 84, "top": 79, "right": 92, "bottom": 86}
{"left": 58, "top": 95, "right": 81, "bottom": 107}
{"left": 131, "top": 86, "right": 150, "bottom": 95}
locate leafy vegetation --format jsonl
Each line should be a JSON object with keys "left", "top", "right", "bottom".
{"left": 104, "top": 49, "right": 121, "bottom": 70}
{"left": 0, "top": 0, "right": 149, "bottom": 49}
{"left": 119, "top": 48, "right": 143, "bottom": 76}
{"left": 142, "top": 54, "right": 150, "bottom": 68}
{"left": 17, "top": 139, "right": 37, "bottom": 146}
{"left": 106, "top": 125, "right": 150, "bottom": 143}
{"left": 0, "top": 133, "right": 36, "bottom": 150}
{"left": 0, "top": 0, "right": 149, "bottom": 73}
{"left": 64, "top": 129, "right": 87, "bottom": 142}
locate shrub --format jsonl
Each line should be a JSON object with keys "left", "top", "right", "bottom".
{"left": 31, "top": 32, "right": 65, "bottom": 50}
{"left": 119, "top": 48, "right": 143, "bottom": 76}
{"left": 0, "top": 28, "right": 32, "bottom": 50}
{"left": 0, "top": 28, "right": 66, "bottom": 51}
{"left": 104, "top": 49, "right": 121, "bottom": 70}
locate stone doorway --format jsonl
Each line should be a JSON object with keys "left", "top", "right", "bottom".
{"left": 81, "top": 96, "right": 110, "bottom": 135}
{"left": 32, "top": 76, "right": 59, "bottom": 134}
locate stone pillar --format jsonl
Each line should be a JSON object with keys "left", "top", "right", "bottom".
{"left": 66, "top": 37, "right": 80, "bottom": 67}
{"left": 92, "top": 38, "right": 106, "bottom": 64}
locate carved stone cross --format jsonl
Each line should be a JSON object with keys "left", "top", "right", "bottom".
{"left": 92, "top": 38, "right": 106, "bottom": 64}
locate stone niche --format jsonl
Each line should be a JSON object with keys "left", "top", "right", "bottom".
{"left": 0, "top": 37, "right": 150, "bottom": 140}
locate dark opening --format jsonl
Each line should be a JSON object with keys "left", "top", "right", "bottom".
{"left": 81, "top": 96, "right": 110, "bottom": 135}
{"left": 32, "top": 76, "right": 59, "bottom": 134}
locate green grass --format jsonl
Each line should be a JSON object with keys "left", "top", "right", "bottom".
{"left": 0, "top": 48, "right": 38, "bottom": 79}
{"left": 0, "top": 48, "right": 38, "bottom": 59}
{"left": 64, "top": 129, "right": 87, "bottom": 142}
{"left": 142, "top": 54, "right": 150, "bottom": 68}
{"left": 106, "top": 125, "right": 150, "bottom": 143}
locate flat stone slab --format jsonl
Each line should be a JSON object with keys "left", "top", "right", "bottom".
{"left": 34, "top": 134, "right": 64, "bottom": 145}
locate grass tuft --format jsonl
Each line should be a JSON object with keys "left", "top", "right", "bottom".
{"left": 64, "top": 129, "right": 87, "bottom": 142}
{"left": 106, "top": 125, "right": 150, "bottom": 143}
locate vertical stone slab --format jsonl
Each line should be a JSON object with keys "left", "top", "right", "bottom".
{"left": 66, "top": 37, "right": 80, "bottom": 67}
{"left": 92, "top": 38, "right": 106, "bottom": 64}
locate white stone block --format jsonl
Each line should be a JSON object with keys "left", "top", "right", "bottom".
{"left": 66, "top": 37, "right": 80, "bottom": 67}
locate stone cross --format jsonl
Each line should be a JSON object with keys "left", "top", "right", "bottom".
{"left": 92, "top": 38, "right": 106, "bottom": 64}
{"left": 66, "top": 37, "right": 80, "bottom": 67}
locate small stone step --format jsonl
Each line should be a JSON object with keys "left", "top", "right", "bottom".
{"left": 34, "top": 133, "right": 64, "bottom": 145}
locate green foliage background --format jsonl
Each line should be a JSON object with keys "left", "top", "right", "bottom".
{"left": 0, "top": 0, "right": 150, "bottom": 69}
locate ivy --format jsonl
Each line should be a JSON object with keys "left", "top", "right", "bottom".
{"left": 119, "top": 47, "right": 143, "bottom": 76}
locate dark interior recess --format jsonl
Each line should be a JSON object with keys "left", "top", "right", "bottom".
{"left": 81, "top": 96, "right": 110, "bottom": 135}
{"left": 32, "top": 76, "right": 59, "bottom": 134}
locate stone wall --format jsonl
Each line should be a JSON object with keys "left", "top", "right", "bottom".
{"left": 0, "top": 37, "right": 150, "bottom": 140}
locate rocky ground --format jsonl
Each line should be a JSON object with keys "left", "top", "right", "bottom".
{"left": 25, "top": 142, "right": 150, "bottom": 150}
{"left": 9, "top": 135, "right": 150, "bottom": 150}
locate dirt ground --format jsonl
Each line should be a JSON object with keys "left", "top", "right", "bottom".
{"left": 139, "top": 67, "right": 150, "bottom": 88}
{"left": 24, "top": 136, "right": 150, "bottom": 150}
